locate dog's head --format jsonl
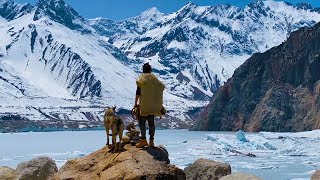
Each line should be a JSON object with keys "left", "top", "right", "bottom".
{"left": 105, "top": 106, "right": 116, "bottom": 116}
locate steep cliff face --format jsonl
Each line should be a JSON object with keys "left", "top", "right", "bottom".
{"left": 191, "top": 22, "right": 320, "bottom": 132}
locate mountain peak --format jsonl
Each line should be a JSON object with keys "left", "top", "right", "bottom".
{"left": 142, "top": 7, "right": 160, "bottom": 14}
{"left": 185, "top": 2, "right": 197, "bottom": 8}
{"left": 34, "top": 0, "right": 79, "bottom": 19}
{"left": 139, "top": 7, "right": 163, "bottom": 19}
{"left": 180, "top": 2, "right": 198, "bottom": 11}
{"left": 0, "top": 0, "right": 33, "bottom": 20}
{"left": 247, "top": 0, "right": 265, "bottom": 8}
{"left": 295, "top": 2, "right": 312, "bottom": 10}
{"left": 0, "top": 0, "right": 13, "bottom": 9}
{"left": 33, "top": 0, "right": 91, "bottom": 33}
{"left": 38, "top": 0, "right": 63, "bottom": 4}
{"left": 175, "top": 2, "right": 199, "bottom": 19}
{"left": 0, "top": 0, "right": 12, "bottom": 5}
{"left": 37, "top": 0, "right": 69, "bottom": 6}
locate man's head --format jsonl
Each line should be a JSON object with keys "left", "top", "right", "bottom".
{"left": 143, "top": 63, "right": 152, "bottom": 73}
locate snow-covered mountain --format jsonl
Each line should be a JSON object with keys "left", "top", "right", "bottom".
{"left": 0, "top": 0, "right": 138, "bottom": 123}
{"left": 90, "top": 1, "right": 320, "bottom": 101}
{"left": 1, "top": 0, "right": 320, "bottom": 129}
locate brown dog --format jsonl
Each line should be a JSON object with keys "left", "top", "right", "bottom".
{"left": 104, "top": 106, "right": 124, "bottom": 152}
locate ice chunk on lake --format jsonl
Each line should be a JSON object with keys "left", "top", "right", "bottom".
{"left": 236, "top": 130, "right": 247, "bottom": 142}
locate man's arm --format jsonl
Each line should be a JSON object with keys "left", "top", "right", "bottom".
{"left": 135, "top": 95, "right": 140, "bottom": 107}
{"left": 135, "top": 87, "right": 141, "bottom": 107}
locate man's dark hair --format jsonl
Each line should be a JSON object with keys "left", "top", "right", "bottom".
{"left": 143, "top": 63, "right": 152, "bottom": 73}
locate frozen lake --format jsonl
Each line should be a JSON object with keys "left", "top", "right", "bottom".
{"left": 1, "top": 130, "right": 320, "bottom": 180}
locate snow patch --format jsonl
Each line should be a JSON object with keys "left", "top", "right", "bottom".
{"left": 167, "top": 40, "right": 187, "bottom": 50}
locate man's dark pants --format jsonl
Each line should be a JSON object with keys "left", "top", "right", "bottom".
{"left": 138, "top": 115, "right": 155, "bottom": 140}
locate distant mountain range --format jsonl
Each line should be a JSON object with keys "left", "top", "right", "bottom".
{"left": 0, "top": 0, "right": 320, "bottom": 130}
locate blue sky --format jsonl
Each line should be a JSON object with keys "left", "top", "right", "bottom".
{"left": 15, "top": 0, "right": 320, "bottom": 20}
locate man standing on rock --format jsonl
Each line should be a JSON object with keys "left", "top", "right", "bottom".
{"left": 134, "top": 63, "right": 165, "bottom": 148}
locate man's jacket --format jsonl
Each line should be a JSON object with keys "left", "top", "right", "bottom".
{"left": 136, "top": 73, "right": 165, "bottom": 117}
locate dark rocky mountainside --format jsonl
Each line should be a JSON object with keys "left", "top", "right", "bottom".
{"left": 191, "top": 22, "right": 320, "bottom": 132}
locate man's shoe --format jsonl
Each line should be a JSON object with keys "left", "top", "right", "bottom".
{"left": 149, "top": 139, "right": 154, "bottom": 147}
{"left": 136, "top": 139, "right": 148, "bottom": 148}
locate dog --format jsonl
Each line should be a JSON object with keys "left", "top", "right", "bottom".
{"left": 104, "top": 106, "right": 124, "bottom": 152}
{"left": 126, "top": 123, "right": 140, "bottom": 137}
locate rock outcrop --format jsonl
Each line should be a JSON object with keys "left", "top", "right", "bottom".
{"left": 312, "top": 170, "right": 320, "bottom": 180}
{"left": 15, "top": 157, "right": 58, "bottom": 180}
{"left": 192, "top": 22, "right": 320, "bottom": 132}
{"left": 0, "top": 166, "right": 15, "bottom": 180}
{"left": 220, "top": 173, "right": 262, "bottom": 180}
{"left": 51, "top": 144, "right": 185, "bottom": 180}
{"left": 184, "top": 158, "right": 231, "bottom": 180}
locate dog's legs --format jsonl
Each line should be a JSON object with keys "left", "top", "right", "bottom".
{"left": 111, "top": 124, "right": 117, "bottom": 152}
{"left": 116, "top": 122, "right": 124, "bottom": 152}
{"left": 119, "top": 132, "right": 123, "bottom": 144}
{"left": 106, "top": 126, "right": 110, "bottom": 145}
{"left": 112, "top": 134, "right": 117, "bottom": 145}
{"left": 112, "top": 133, "right": 117, "bottom": 152}
{"left": 118, "top": 131, "right": 123, "bottom": 151}
{"left": 119, "top": 123, "right": 124, "bottom": 144}
{"left": 104, "top": 116, "right": 110, "bottom": 146}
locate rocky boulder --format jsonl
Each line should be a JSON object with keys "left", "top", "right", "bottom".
{"left": 312, "top": 170, "right": 320, "bottom": 180}
{"left": 15, "top": 157, "right": 58, "bottom": 180}
{"left": 0, "top": 166, "right": 15, "bottom": 180}
{"left": 220, "top": 173, "right": 262, "bottom": 180}
{"left": 51, "top": 144, "right": 185, "bottom": 180}
{"left": 184, "top": 158, "right": 231, "bottom": 180}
